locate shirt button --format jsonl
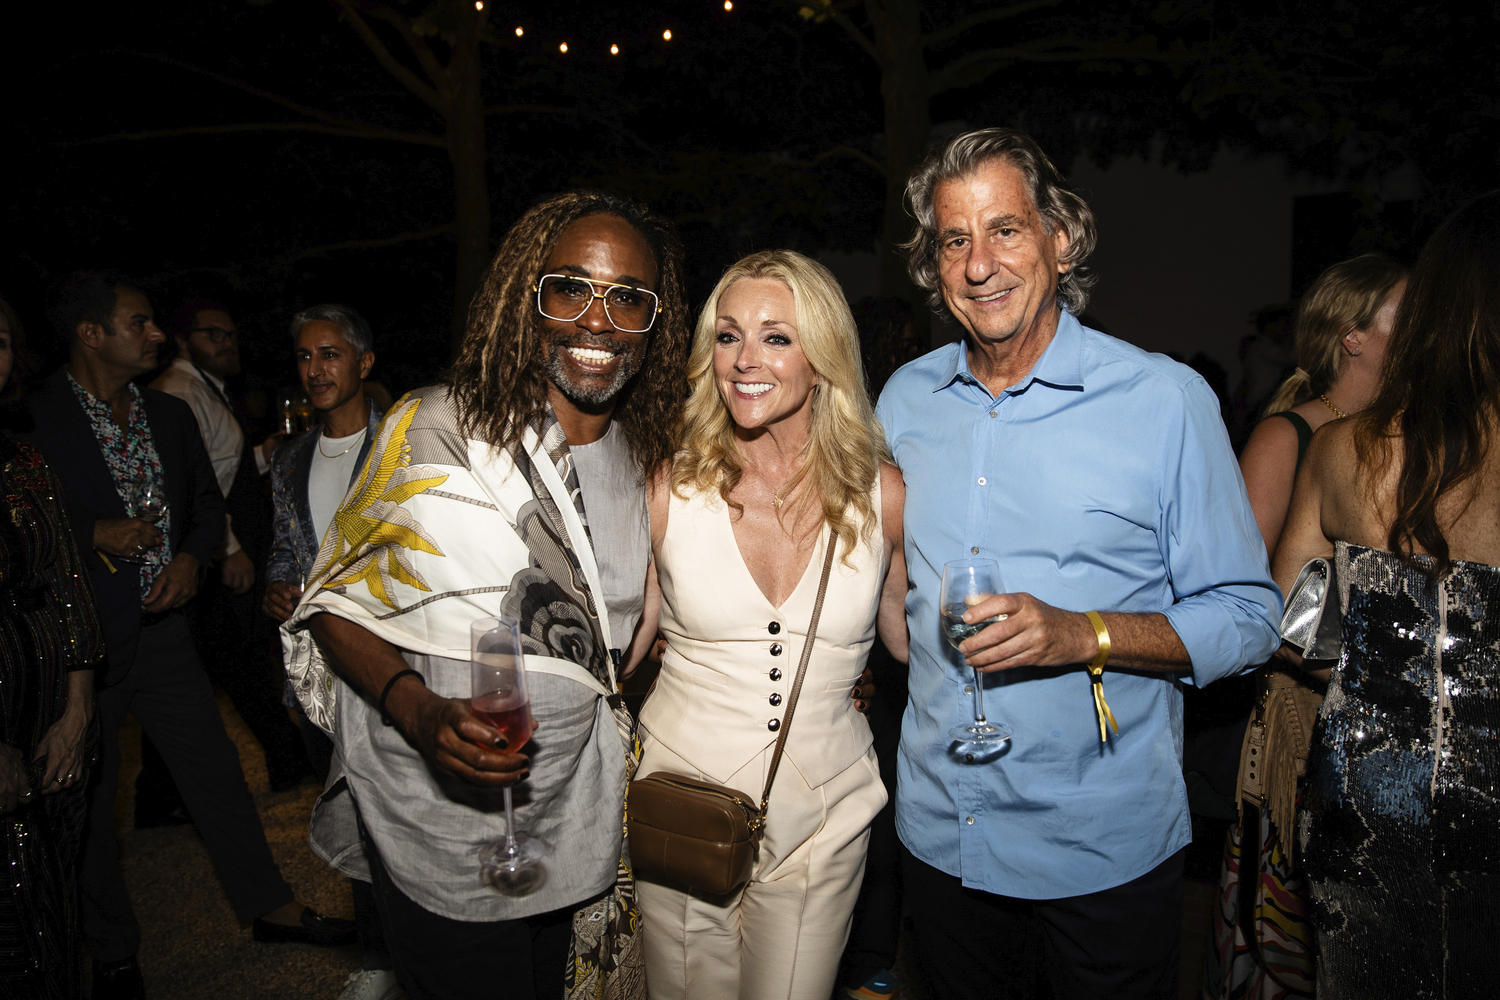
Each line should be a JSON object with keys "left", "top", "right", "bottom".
{"left": 966, "top": 753, "right": 975, "bottom": 763}
{"left": 964, "top": 685, "right": 973, "bottom": 694}
{"left": 769, "top": 643, "right": 783, "bottom": 656}
{"left": 768, "top": 718, "right": 781, "bottom": 732}
{"left": 977, "top": 476, "right": 987, "bottom": 486}
{"left": 989, "top": 410, "right": 997, "bottom": 418}
{"left": 768, "top": 621, "right": 780, "bottom": 635}
{"left": 966, "top": 816, "right": 975, "bottom": 825}
{"left": 769, "top": 692, "right": 782, "bottom": 706}
{"left": 769, "top": 668, "right": 782, "bottom": 681}
{"left": 970, "top": 546, "right": 980, "bottom": 555}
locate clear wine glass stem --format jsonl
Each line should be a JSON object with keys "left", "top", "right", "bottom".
{"left": 503, "top": 786, "right": 518, "bottom": 857}
{"left": 971, "top": 667, "right": 988, "bottom": 724}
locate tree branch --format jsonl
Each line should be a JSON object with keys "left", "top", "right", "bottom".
{"left": 66, "top": 122, "right": 447, "bottom": 149}
{"left": 277, "top": 222, "right": 457, "bottom": 262}
{"left": 808, "top": 144, "right": 886, "bottom": 175}
{"left": 922, "top": 0, "right": 1064, "bottom": 49}
{"left": 484, "top": 104, "right": 582, "bottom": 117}
{"left": 333, "top": 0, "right": 444, "bottom": 112}
{"left": 930, "top": 39, "right": 1187, "bottom": 94}
{"left": 365, "top": 3, "right": 451, "bottom": 91}
{"left": 831, "top": 10, "right": 879, "bottom": 62}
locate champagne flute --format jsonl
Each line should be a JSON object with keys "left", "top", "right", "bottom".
{"left": 471, "top": 616, "right": 547, "bottom": 896}
{"left": 940, "top": 558, "right": 1014, "bottom": 747}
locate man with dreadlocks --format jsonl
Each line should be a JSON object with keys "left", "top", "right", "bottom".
{"left": 280, "top": 191, "right": 690, "bottom": 1000}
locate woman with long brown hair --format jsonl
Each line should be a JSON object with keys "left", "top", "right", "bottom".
{"left": 1272, "top": 191, "right": 1500, "bottom": 997}
{"left": 1207, "top": 254, "right": 1407, "bottom": 999}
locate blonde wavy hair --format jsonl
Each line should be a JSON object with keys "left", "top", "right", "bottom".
{"left": 1263, "top": 252, "right": 1408, "bottom": 417}
{"left": 671, "top": 250, "right": 890, "bottom": 562}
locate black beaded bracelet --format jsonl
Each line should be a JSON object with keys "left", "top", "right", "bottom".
{"left": 378, "top": 669, "right": 426, "bottom": 727}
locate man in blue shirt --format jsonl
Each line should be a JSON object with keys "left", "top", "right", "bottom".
{"left": 876, "top": 129, "right": 1281, "bottom": 998}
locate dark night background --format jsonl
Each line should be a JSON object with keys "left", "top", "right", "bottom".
{"left": 4, "top": 0, "right": 1496, "bottom": 436}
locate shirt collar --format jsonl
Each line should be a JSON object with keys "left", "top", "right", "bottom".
{"left": 932, "top": 310, "right": 1087, "bottom": 397}
{"left": 175, "top": 355, "right": 226, "bottom": 394}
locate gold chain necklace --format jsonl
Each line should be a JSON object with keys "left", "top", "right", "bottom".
{"left": 317, "top": 427, "right": 367, "bottom": 459}
{"left": 1318, "top": 394, "right": 1347, "bottom": 419}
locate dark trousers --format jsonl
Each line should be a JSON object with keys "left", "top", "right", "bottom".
{"left": 361, "top": 824, "right": 572, "bottom": 1000}
{"left": 301, "top": 710, "right": 393, "bottom": 972}
{"left": 902, "top": 843, "right": 1184, "bottom": 1000}
{"left": 840, "top": 643, "right": 906, "bottom": 986}
{"left": 80, "top": 614, "right": 293, "bottom": 961}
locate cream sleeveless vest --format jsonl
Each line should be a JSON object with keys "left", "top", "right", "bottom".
{"left": 639, "top": 481, "right": 886, "bottom": 790}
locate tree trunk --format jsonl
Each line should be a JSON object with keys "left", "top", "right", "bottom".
{"left": 446, "top": 33, "right": 490, "bottom": 355}
{"left": 875, "top": 0, "right": 932, "bottom": 327}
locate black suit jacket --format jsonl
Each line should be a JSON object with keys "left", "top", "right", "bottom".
{"left": 19, "top": 368, "right": 225, "bottom": 679}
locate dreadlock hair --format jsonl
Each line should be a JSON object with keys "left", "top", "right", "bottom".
{"left": 1354, "top": 190, "right": 1500, "bottom": 580}
{"left": 448, "top": 191, "right": 690, "bottom": 479}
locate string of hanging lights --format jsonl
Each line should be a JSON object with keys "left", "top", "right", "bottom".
{"left": 500, "top": 1, "right": 733, "bottom": 59}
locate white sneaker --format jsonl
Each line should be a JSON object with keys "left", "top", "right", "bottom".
{"left": 336, "top": 969, "right": 404, "bottom": 1000}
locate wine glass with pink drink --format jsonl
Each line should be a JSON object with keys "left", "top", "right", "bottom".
{"left": 471, "top": 616, "right": 547, "bottom": 896}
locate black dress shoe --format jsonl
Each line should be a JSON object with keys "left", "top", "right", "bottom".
{"left": 252, "top": 907, "right": 357, "bottom": 946}
{"left": 92, "top": 956, "right": 145, "bottom": 1000}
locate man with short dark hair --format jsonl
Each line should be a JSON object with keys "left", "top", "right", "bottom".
{"left": 22, "top": 271, "right": 352, "bottom": 1000}
{"left": 263, "top": 303, "right": 393, "bottom": 1000}
{"left": 149, "top": 299, "right": 310, "bottom": 796}
{"left": 876, "top": 130, "right": 1282, "bottom": 998}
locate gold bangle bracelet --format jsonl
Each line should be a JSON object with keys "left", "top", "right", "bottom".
{"left": 1085, "top": 610, "right": 1120, "bottom": 743}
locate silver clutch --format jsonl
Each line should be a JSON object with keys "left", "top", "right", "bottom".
{"left": 1280, "top": 557, "right": 1342, "bottom": 660}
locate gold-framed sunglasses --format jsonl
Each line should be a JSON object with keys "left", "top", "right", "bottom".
{"left": 533, "top": 273, "right": 660, "bottom": 333}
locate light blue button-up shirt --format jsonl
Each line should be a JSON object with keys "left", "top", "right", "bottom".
{"left": 876, "top": 311, "right": 1280, "bottom": 899}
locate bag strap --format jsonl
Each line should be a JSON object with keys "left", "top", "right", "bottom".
{"left": 753, "top": 527, "right": 838, "bottom": 828}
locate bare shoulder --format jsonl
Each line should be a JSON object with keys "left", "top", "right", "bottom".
{"left": 1240, "top": 415, "right": 1301, "bottom": 483}
{"left": 879, "top": 462, "right": 905, "bottom": 541}
{"left": 1303, "top": 416, "right": 1359, "bottom": 481}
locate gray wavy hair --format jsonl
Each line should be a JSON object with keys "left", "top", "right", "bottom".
{"left": 288, "top": 303, "right": 375, "bottom": 356}
{"left": 902, "top": 128, "right": 1098, "bottom": 316}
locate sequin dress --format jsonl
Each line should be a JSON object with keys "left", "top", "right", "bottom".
{"left": 0, "top": 434, "right": 105, "bottom": 1000}
{"left": 1299, "top": 541, "right": 1500, "bottom": 999}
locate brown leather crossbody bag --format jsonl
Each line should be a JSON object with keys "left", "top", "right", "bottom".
{"left": 627, "top": 530, "right": 837, "bottom": 896}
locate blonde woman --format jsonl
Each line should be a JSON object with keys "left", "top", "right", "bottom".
{"left": 634, "top": 250, "right": 908, "bottom": 1000}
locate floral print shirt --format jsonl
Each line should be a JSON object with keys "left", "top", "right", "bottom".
{"left": 68, "top": 375, "right": 173, "bottom": 597}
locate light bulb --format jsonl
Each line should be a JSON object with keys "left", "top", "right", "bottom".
{"left": 559, "top": 42, "right": 568, "bottom": 53}
{"left": 514, "top": 26, "right": 523, "bottom": 36}
{"left": 610, "top": 44, "right": 619, "bottom": 55}
{"left": 724, "top": 1, "right": 733, "bottom": 8}
{"left": 474, "top": 1, "right": 483, "bottom": 9}
{"left": 663, "top": 29, "right": 673, "bottom": 40}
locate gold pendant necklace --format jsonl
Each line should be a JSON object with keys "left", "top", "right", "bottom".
{"left": 1319, "top": 394, "right": 1347, "bottom": 419}
{"left": 318, "top": 427, "right": 366, "bottom": 459}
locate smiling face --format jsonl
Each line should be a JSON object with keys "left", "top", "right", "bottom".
{"left": 933, "top": 158, "right": 1071, "bottom": 352}
{"left": 179, "top": 308, "right": 242, "bottom": 380}
{"left": 712, "top": 277, "right": 819, "bottom": 435}
{"left": 539, "top": 214, "right": 658, "bottom": 411}
{"left": 296, "top": 319, "right": 372, "bottom": 417}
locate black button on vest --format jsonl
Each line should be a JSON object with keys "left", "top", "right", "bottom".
{"left": 767, "top": 718, "right": 780, "bottom": 732}
{"left": 769, "top": 668, "right": 782, "bottom": 681}
{"left": 770, "top": 643, "right": 783, "bottom": 656}
{"left": 769, "top": 692, "right": 782, "bottom": 706}
{"left": 768, "top": 621, "right": 781, "bottom": 635}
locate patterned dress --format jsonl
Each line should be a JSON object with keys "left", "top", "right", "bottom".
{"left": 0, "top": 435, "right": 105, "bottom": 1000}
{"left": 1299, "top": 542, "right": 1500, "bottom": 998}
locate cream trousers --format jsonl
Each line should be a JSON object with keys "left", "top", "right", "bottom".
{"left": 635, "top": 736, "right": 886, "bottom": 1000}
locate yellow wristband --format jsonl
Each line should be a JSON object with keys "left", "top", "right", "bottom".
{"left": 1085, "top": 611, "right": 1120, "bottom": 743}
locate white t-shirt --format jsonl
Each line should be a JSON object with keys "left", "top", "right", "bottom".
{"left": 308, "top": 427, "right": 368, "bottom": 546}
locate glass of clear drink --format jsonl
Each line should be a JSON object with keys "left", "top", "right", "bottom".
{"left": 471, "top": 616, "right": 547, "bottom": 895}
{"left": 940, "top": 558, "right": 1014, "bottom": 747}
